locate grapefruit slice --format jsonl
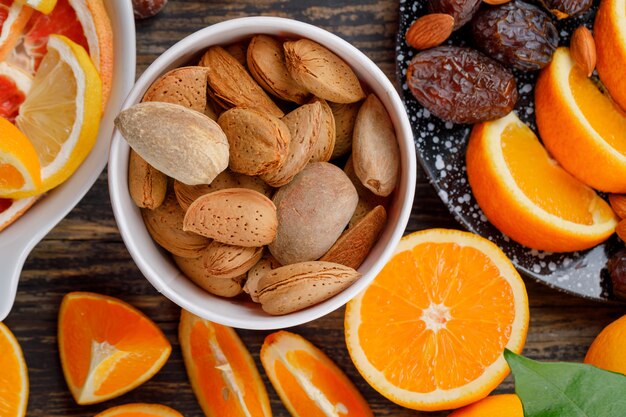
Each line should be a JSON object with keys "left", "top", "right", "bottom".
{"left": 179, "top": 310, "right": 272, "bottom": 417}
{"left": 0, "top": 196, "right": 37, "bottom": 231}
{"left": 467, "top": 111, "right": 617, "bottom": 252}
{"left": 261, "top": 330, "right": 373, "bottom": 417}
{"left": 0, "top": 0, "right": 32, "bottom": 60}
{"left": 7, "top": 0, "right": 113, "bottom": 104}
{"left": 345, "top": 229, "right": 529, "bottom": 411}
{"left": 94, "top": 404, "right": 184, "bottom": 417}
{"left": 58, "top": 292, "right": 172, "bottom": 405}
{"left": 0, "top": 322, "right": 29, "bottom": 417}
{"left": 16, "top": 0, "right": 56, "bottom": 14}
{"left": 0, "top": 61, "right": 31, "bottom": 122}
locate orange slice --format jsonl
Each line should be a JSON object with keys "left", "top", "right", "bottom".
{"left": 0, "top": 61, "right": 32, "bottom": 122}
{"left": 7, "top": 0, "right": 113, "bottom": 105}
{"left": 179, "top": 310, "right": 272, "bottom": 417}
{"left": 344, "top": 229, "right": 529, "bottom": 411}
{"left": 94, "top": 403, "right": 184, "bottom": 417}
{"left": 58, "top": 292, "right": 171, "bottom": 405}
{"left": 261, "top": 330, "right": 373, "bottom": 417}
{"left": 535, "top": 47, "right": 626, "bottom": 193}
{"left": 595, "top": 0, "right": 626, "bottom": 111}
{"left": 466, "top": 111, "right": 617, "bottom": 252}
{"left": 0, "top": 0, "right": 32, "bottom": 60}
{"left": 0, "top": 322, "right": 29, "bottom": 417}
{"left": 0, "top": 116, "right": 41, "bottom": 198}
{"left": 584, "top": 314, "right": 626, "bottom": 375}
{"left": 448, "top": 394, "right": 523, "bottom": 417}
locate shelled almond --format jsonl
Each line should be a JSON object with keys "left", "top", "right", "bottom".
{"left": 116, "top": 34, "right": 402, "bottom": 315}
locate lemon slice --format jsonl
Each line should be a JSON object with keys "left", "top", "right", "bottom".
{"left": 16, "top": 34, "right": 102, "bottom": 195}
{"left": 0, "top": 117, "right": 41, "bottom": 198}
{"left": 16, "top": 0, "right": 58, "bottom": 14}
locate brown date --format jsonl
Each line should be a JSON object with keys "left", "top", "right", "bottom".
{"left": 406, "top": 46, "right": 518, "bottom": 124}
{"left": 428, "top": 0, "right": 482, "bottom": 30}
{"left": 536, "top": 0, "right": 593, "bottom": 19}
{"left": 471, "top": 0, "right": 559, "bottom": 71}
{"left": 133, "top": 0, "right": 168, "bottom": 19}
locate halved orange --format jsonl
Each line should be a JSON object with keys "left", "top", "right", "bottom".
{"left": 535, "top": 47, "right": 626, "bottom": 193}
{"left": 261, "top": 331, "right": 373, "bottom": 417}
{"left": 0, "top": 0, "right": 33, "bottom": 60}
{"left": 584, "top": 314, "right": 626, "bottom": 375}
{"left": 179, "top": 310, "right": 272, "bottom": 417}
{"left": 94, "top": 403, "right": 184, "bottom": 417}
{"left": 58, "top": 292, "right": 171, "bottom": 405}
{"left": 0, "top": 116, "right": 41, "bottom": 198}
{"left": 0, "top": 322, "right": 28, "bottom": 417}
{"left": 467, "top": 111, "right": 617, "bottom": 252}
{"left": 448, "top": 394, "right": 523, "bottom": 417}
{"left": 595, "top": 0, "right": 626, "bottom": 111}
{"left": 345, "top": 229, "right": 529, "bottom": 411}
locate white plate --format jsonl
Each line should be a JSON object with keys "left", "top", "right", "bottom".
{"left": 0, "top": 0, "right": 136, "bottom": 321}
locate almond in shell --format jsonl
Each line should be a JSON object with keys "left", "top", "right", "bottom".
{"left": 218, "top": 107, "right": 291, "bottom": 176}
{"left": 142, "top": 66, "right": 210, "bottom": 113}
{"left": 199, "top": 46, "right": 284, "bottom": 117}
{"left": 128, "top": 149, "right": 167, "bottom": 209}
{"left": 142, "top": 193, "right": 210, "bottom": 258}
{"left": 257, "top": 261, "right": 361, "bottom": 315}
{"left": 284, "top": 39, "right": 366, "bottom": 104}
{"left": 115, "top": 102, "right": 229, "bottom": 185}
{"left": 202, "top": 240, "right": 263, "bottom": 279}
{"left": 320, "top": 205, "right": 387, "bottom": 269}
{"left": 260, "top": 102, "right": 322, "bottom": 187}
{"left": 247, "top": 35, "right": 311, "bottom": 104}
{"left": 308, "top": 97, "right": 336, "bottom": 162}
{"left": 225, "top": 41, "right": 249, "bottom": 67}
{"left": 183, "top": 188, "right": 278, "bottom": 247}
{"left": 174, "top": 170, "right": 273, "bottom": 211}
{"left": 352, "top": 94, "right": 400, "bottom": 197}
{"left": 174, "top": 255, "right": 244, "bottom": 297}
{"left": 244, "top": 255, "right": 282, "bottom": 302}
{"left": 329, "top": 101, "right": 361, "bottom": 159}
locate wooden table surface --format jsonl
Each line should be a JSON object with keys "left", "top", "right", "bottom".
{"left": 5, "top": 1, "right": 625, "bottom": 416}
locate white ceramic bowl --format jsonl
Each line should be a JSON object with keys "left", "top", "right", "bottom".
{"left": 0, "top": 2, "right": 136, "bottom": 321}
{"left": 109, "top": 16, "right": 416, "bottom": 330}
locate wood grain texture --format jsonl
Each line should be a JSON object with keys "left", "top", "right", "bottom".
{"left": 3, "top": 1, "right": 625, "bottom": 416}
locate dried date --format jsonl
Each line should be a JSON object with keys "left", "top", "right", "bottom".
{"left": 428, "top": 0, "right": 482, "bottom": 30}
{"left": 536, "top": 0, "right": 593, "bottom": 19}
{"left": 471, "top": 0, "right": 559, "bottom": 71}
{"left": 406, "top": 46, "right": 518, "bottom": 124}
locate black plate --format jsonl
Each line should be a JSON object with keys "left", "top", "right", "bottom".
{"left": 396, "top": 0, "right": 623, "bottom": 301}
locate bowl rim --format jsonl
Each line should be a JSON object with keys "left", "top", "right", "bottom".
{"left": 0, "top": 1, "right": 136, "bottom": 321}
{"left": 109, "top": 16, "right": 416, "bottom": 330}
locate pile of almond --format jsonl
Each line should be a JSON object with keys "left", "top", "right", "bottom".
{"left": 115, "top": 35, "right": 400, "bottom": 315}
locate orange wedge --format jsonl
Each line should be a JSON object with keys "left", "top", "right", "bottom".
{"left": 345, "top": 229, "right": 529, "bottom": 411}
{"left": 535, "top": 47, "right": 626, "bottom": 193}
{"left": 0, "top": 322, "right": 28, "bottom": 417}
{"left": 0, "top": 116, "right": 41, "bottom": 198}
{"left": 595, "top": 0, "right": 626, "bottom": 111}
{"left": 94, "top": 403, "right": 184, "bottom": 417}
{"left": 448, "top": 394, "right": 523, "bottom": 417}
{"left": 261, "top": 331, "right": 373, "bottom": 417}
{"left": 466, "top": 111, "right": 617, "bottom": 252}
{"left": 179, "top": 310, "right": 272, "bottom": 417}
{"left": 58, "top": 292, "right": 171, "bottom": 405}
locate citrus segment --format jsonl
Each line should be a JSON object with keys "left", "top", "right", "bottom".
{"left": 94, "top": 403, "right": 184, "bottom": 417}
{"left": 0, "top": 61, "right": 32, "bottom": 122}
{"left": 179, "top": 310, "right": 271, "bottom": 417}
{"left": 0, "top": 116, "right": 41, "bottom": 197}
{"left": 0, "top": 195, "right": 37, "bottom": 231}
{"left": 584, "top": 314, "right": 626, "bottom": 375}
{"left": 595, "top": 0, "right": 626, "bottom": 111}
{"left": 261, "top": 331, "right": 373, "bottom": 417}
{"left": 448, "top": 394, "right": 523, "bottom": 417}
{"left": 16, "top": 0, "right": 56, "bottom": 14}
{"left": 0, "top": 322, "right": 29, "bottom": 417}
{"left": 345, "top": 229, "right": 529, "bottom": 411}
{"left": 467, "top": 111, "right": 617, "bottom": 252}
{"left": 58, "top": 292, "right": 171, "bottom": 405}
{"left": 535, "top": 47, "right": 626, "bottom": 193}
{"left": 0, "top": 0, "right": 32, "bottom": 60}
{"left": 15, "top": 34, "right": 101, "bottom": 196}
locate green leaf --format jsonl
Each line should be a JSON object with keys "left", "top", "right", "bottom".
{"left": 504, "top": 349, "right": 626, "bottom": 417}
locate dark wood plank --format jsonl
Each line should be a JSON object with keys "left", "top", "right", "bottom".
{"left": 4, "top": 1, "right": 625, "bottom": 417}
